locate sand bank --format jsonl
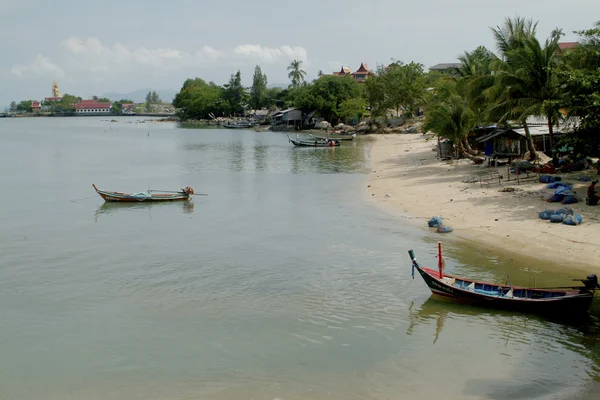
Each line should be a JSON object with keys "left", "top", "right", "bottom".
{"left": 367, "top": 133, "right": 600, "bottom": 273}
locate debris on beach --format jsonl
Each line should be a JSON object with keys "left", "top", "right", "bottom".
{"left": 498, "top": 187, "right": 522, "bottom": 193}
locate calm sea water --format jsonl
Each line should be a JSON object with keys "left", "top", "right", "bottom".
{"left": 1, "top": 116, "right": 599, "bottom": 400}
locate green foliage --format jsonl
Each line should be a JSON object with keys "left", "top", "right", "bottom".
{"left": 111, "top": 99, "right": 135, "bottom": 114}
{"left": 365, "top": 61, "right": 426, "bottom": 117}
{"left": 38, "top": 94, "right": 81, "bottom": 115}
{"left": 338, "top": 97, "right": 367, "bottom": 124}
{"left": 16, "top": 100, "right": 32, "bottom": 113}
{"left": 554, "top": 22, "right": 600, "bottom": 155}
{"left": 292, "top": 75, "right": 361, "bottom": 123}
{"left": 173, "top": 78, "right": 226, "bottom": 120}
{"left": 92, "top": 96, "right": 111, "bottom": 103}
{"left": 250, "top": 65, "right": 268, "bottom": 109}
{"left": 9, "top": 101, "right": 17, "bottom": 112}
{"left": 222, "top": 70, "right": 248, "bottom": 115}
{"left": 423, "top": 79, "right": 476, "bottom": 143}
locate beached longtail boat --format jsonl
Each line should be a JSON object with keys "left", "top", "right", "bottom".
{"left": 288, "top": 135, "right": 340, "bottom": 147}
{"left": 408, "top": 243, "right": 598, "bottom": 317}
{"left": 92, "top": 184, "right": 195, "bottom": 202}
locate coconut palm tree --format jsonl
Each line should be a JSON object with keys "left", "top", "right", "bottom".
{"left": 287, "top": 60, "right": 306, "bottom": 88}
{"left": 423, "top": 80, "right": 479, "bottom": 160}
{"left": 487, "top": 28, "right": 563, "bottom": 156}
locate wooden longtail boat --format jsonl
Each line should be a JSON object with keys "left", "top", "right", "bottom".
{"left": 288, "top": 135, "right": 340, "bottom": 147}
{"left": 310, "top": 133, "right": 356, "bottom": 141}
{"left": 92, "top": 184, "right": 194, "bottom": 202}
{"left": 408, "top": 243, "right": 598, "bottom": 317}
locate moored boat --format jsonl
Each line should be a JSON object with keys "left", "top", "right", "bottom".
{"left": 310, "top": 133, "right": 356, "bottom": 141}
{"left": 408, "top": 243, "right": 598, "bottom": 317}
{"left": 221, "top": 121, "right": 254, "bottom": 129}
{"left": 288, "top": 135, "right": 340, "bottom": 147}
{"left": 92, "top": 184, "right": 195, "bottom": 202}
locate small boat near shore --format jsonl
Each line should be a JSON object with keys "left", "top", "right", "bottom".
{"left": 408, "top": 243, "right": 598, "bottom": 317}
{"left": 310, "top": 133, "right": 356, "bottom": 141}
{"left": 93, "top": 184, "right": 197, "bottom": 202}
{"left": 221, "top": 121, "right": 254, "bottom": 129}
{"left": 288, "top": 135, "right": 340, "bottom": 147}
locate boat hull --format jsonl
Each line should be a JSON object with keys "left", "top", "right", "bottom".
{"left": 289, "top": 137, "right": 340, "bottom": 147}
{"left": 416, "top": 266, "right": 594, "bottom": 316}
{"left": 93, "top": 185, "right": 189, "bottom": 202}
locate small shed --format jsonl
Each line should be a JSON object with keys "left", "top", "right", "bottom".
{"left": 476, "top": 128, "right": 527, "bottom": 159}
{"left": 272, "top": 108, "right": 302, "bottom": 127}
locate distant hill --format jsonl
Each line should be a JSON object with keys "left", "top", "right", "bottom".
{"left": 101, "top": 88, "right": 178, "bottom": 104}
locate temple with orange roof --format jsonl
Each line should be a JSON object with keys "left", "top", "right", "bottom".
{"left": 331, "top": 63, "right": 372, "bottom": 82}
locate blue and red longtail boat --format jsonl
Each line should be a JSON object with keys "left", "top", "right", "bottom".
{"left": 408, "top": 243, "right": 598, "bottom": 317}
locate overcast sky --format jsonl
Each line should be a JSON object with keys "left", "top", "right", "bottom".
{"left": 0, "top": 0, "right": 597, "bottom": 106}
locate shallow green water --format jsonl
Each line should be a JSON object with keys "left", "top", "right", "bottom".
{"left": 0, "top": 116, "right": 599, "bottom": 400}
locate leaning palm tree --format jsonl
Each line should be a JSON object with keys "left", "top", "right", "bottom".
{"left": 423, "top": 80, "right": 479, "bottom": 160}
{"left": 287, "top": 60, "right": 306, "bottom": 88}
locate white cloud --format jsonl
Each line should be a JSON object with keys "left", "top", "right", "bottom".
{"left": 11, "top": 38, "right": 308, "bottom": 81}
{"left": 232, "top": 44, "right": 307, "bottom": 63}
{"left": 11, "top": 54, "right": 65, "bottom": 78}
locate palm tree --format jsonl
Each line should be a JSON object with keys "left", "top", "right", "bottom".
{"left": 456, "top": 46, "right": 497, "bottom": 126}
{"left": 492, "top": 17, "right": 538, "bottom": 60}
{"left": 487, "top": 28, "right": 563, "bottom": 157}
{"left": 423, "top": 80, "right": 479, "bottom": 160}
{"left": 287, "top": 60, "right": 306, "bottom": 88}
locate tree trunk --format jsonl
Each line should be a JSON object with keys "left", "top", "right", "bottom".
{"left": 463, "top": 137, "right": 473, "bottom": 153}
{"left": 457, "top": 139, "right": 482, "bottom": 161}
{"left": 547, "top": 114, "right": 555, "bottom": 150}
{"left": 523, "top": 121, "right": 537, "bottom": 162}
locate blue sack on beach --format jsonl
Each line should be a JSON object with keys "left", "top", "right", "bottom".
{"left": 563, "top": 215, "right": 583, "bottom": 225}
{"left": 561, "top": 195, "right": 578, "bottom": 204}
{"left": 550, "top": 214, "right": 565, "bottom": 223}
{"left": 554, "top": 207, "right": 574, "bottom": 216}
{"left": 436, "top": 225, "right": 453, "bottom": 233}
{"left": 539, "top": 210, "right": 553, "bottom": 220}
{"left": 428, "top": 217, "right": 444, "bottom": 228}
{"left": 546, "top": 182, "right": 572, "bottom": 190}
{"left": 540, "top": 175, "right": 556, "bottom": 183}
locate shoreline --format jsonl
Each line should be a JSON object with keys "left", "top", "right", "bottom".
{"left": 367, "top": 133, "right": 600, "bottom": 275}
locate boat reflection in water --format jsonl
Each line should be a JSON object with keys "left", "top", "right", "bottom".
{"left": 94, "top": 199, "right": 195, "bottom": 221}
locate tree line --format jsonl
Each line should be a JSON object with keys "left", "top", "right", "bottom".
{"left": 173, "top": 17, "right": 599, "bottom": 157}
{"left": 173, "top": 59, "right": 428, "bottom": 124}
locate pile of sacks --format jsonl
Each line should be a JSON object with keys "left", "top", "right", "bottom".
{"left": 543, "top": 182, "right": 578, "bottom": 204}
{"left": 538, "top": 207, "right": 584, "bottom": 225}
{"left": 427, "top": 216, "right": 453, "bottom": 233}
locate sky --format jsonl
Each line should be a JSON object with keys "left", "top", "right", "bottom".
{"left": 0, "top": 0, "right": 597, "bottom": 107}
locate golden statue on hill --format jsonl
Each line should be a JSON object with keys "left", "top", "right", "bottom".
{"left": 52, "top": 80, "right": 61, "bottom": 98}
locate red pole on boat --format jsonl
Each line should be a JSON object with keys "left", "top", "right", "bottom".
{"left": 438, "top": 242, "right": 443, "bottom": 279}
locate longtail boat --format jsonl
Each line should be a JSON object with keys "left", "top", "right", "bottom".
{"left": 288, "top": 135, "right": 340, "bottom": 147}
{"left": 92, "top": 184, "right": 195, "bottom": 202}
{"left": 408, "top": 243, "right": 598, "bottom": 317}
{"left": 310, "top": 133, "right": 356, "bottom": 141}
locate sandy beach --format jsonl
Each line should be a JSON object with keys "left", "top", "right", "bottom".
{"left": 368, "top": 133, "right": 600, "bottom": 274}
